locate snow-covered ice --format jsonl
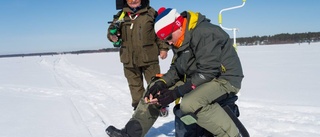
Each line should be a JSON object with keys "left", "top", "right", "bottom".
{"left": 0, "top": 43, "right": 319, "bottom": 137}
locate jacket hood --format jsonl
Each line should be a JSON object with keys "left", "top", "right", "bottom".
{"left": 173, "top": 11, "right": 207, "bottom": 52}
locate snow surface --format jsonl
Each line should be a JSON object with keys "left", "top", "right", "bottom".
{"left": 0, "top": 43, "right": 320, "bottom": 137}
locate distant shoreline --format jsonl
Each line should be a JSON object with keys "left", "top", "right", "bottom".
{"left": 0, "top": 48, "right": 119, "bottom": 58}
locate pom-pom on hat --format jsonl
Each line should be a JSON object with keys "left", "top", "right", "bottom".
{"left": 155, "top": 7, "right": 184, "bottom": 40}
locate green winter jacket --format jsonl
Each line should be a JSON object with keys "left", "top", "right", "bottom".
{"left": 161, "top": 11, "right": 244, "bottom": 89}
{"left": 107, "top": 1, "right": 169, "bottom": 68}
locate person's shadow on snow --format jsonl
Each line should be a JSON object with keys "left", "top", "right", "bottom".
{"left": 146, "top": 121, "right": 175, "bottom": 137}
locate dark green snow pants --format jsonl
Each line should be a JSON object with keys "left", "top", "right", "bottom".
{"left": 123, "top": 64, "right": 160, "bottom": 108}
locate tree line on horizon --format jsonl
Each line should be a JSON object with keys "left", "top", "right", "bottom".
{"left": 1, "top": 32, "right": 319, "bottom": 58}
{"left": 0, "top": 48, "right": 119, "bottom": 58}
{"left": 237, "top": 31, "right": 320, "bottom": 46}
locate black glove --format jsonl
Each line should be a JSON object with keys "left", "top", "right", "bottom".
{"left": 158, "top": 81, "right": 195, "bottom": 107}
{"left": 157, "top": 88, "right": 178, "bottom": 107}
{"left": 144, "top": 80, "right": 167, "bottom": 99}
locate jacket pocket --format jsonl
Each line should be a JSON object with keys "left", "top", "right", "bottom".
{"left": 119, "top": 46, "right": 129, "bottom": 64}
{"left": 142, "top": 43, "right": 159, "bottom": 63}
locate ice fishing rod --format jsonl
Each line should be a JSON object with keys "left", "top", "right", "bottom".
{"left": 218, "top": 0, "right": 246, "bottom": 49}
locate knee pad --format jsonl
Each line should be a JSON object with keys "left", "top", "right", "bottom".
{"left": 173, "top": 104, "right": 201, "bottom": 125}
{"left": 124, "top": 119, "right": 142, "bottom": 137}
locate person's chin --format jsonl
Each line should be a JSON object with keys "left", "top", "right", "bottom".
{"left": 129, "top": 4, "right": 139, "bottom": 8}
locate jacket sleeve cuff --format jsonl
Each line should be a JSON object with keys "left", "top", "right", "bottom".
{"left": 176, "top": 81, "right": 196, "bottom": 97}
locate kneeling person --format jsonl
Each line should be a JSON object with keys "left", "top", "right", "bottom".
{"left": 106, "top": 7, "right": 244, "bottom": 137}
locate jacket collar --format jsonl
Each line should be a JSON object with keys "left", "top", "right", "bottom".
{"left": 174, "top": 11, "right": 201, "bottom": 52}
{"left": 123, "top": 5, "right": 148, "bottom": 14}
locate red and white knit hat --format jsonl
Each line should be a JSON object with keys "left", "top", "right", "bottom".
{"left": 155, "top": 7, "right": 184, "bottom": 40}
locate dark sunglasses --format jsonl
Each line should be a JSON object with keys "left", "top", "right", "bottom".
{"left": 164, "top": 33, "right": 173, "bottom": 41}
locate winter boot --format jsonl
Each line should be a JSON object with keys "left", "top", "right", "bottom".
{"left": 105, "top": 126, "right": 129, "bottom": 137}
{"left": 106, "top": 120, "right": 143, "bottom": 137}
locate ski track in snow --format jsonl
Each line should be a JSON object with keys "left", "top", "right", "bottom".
{"left": 38, "top": 56, "right": 135, "bottom": 137}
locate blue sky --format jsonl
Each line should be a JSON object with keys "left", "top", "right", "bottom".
{"left": 1, "top": 0, "right": 320, "bottom": 54}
